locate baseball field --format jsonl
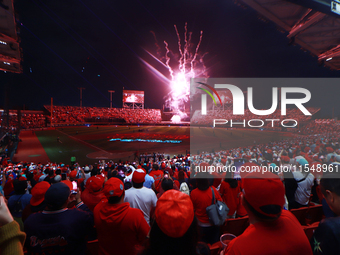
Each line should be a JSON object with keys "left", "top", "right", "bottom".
{"left": 13, "top": 125, "right": 294, "bottom": 165}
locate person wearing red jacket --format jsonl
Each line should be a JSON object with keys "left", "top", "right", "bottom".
{"left": 190, "top": 172, "right": 223, "bottom": 244}
{"left": 150, "top": 164, "right": 164, "bottom": 193}
{"left": 224, "top": 171, "right": 312, "bottom": 255}
{"left": 94, "top": 177, "right": 150, "bottom": 255}
{"left": 219, "top": 171, "right": 241, "bottom": 218}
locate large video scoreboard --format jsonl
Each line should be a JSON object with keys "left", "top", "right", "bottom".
{"left": 122, "top": 90, "right": 144, "bottom": 109}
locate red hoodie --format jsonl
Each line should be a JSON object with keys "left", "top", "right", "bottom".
{"left": 94, "top": 201, "right": 150, "bottom": 255}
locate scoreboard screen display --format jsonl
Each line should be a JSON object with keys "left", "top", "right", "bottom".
{"left": 123, "top": 90, "right": 144, "bottom": 103}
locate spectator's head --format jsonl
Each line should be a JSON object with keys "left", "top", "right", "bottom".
{"left": 147, "top": 190, "right": 198, "bottom": 255}
{"left": 104, "top": 177, "right": 125, "bottom": 204}
{"left": 281, "top": 155, "right": 290, "bottom": 164}
{"left": 44, "top": 182, "right": 71, "bottom": 211}
{"left": 132, "top": 168, "right": 146, "bottom": 188}
{"left": 178, "top": 170, "right": 185, "bottom": 181}
{"left": 30, "top": 181, "right": 50, "bottom": 207}
{"left": 54, "top": 175, "right": 61, "bottom": 183}
{"left": 91, "top": 168, "right": 99, "bottom": 177}
{"left": 43, "top": 168, "right": 49, "bottom": 175}
{"left": 224, "top": 170, "right": 238, "bottom": 188}
{"left": 13, "top": 179, "right": 27, "bottom": 195}
{"left": 26, "top": 172, "right": 34, "bottom": 181}
{"left": 195, "top": 172, "right": 210, "bottom": 191}
{"left": 320, "top": 172, "right": 340, "bottom": 216}
{"left": 86, "top": 176, "right": 104, "bottom": 193}
{"left": 69, "top": 170, "right": 77, "bottom": 180}
{"left": 161, "top": 178, "right": 173, "bottom": 192}
{"left": 84, "top": 166, "right": 90, "bottom": 173}
{"left": 242, "top": 171, "right": 285, "bottom": 221}
{"left": 109, "top": 170, "right": 124, "bottom": 182}
{"left": 171, "top": 164, "right": 176, "bottom": 172}
{"left": 297, "top": 158, "right": 310, "bottom": 175}
{"left": 55, "top": 169, "right": 61, "bottom": 176}
{"left": 153, "top": 164, "right": 159, "bottom": 171}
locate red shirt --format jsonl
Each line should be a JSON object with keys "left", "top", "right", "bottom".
{"left": 225, "top": 210, "right": 313, "bottom": 255}
{"left": 190, "top": 186, "right": 223, "bottom": 223}
{"left": 219, "top": 181, "right": 240, "bottom": 216}
{"left": 149, "top": 170, "right": 163, "bottom": 192}
{"left": 173, "top": 171, "right": 188, "bottom": 180}
{"left": 149, "top": 170, "right": 163, "bottom": 182}
{"left": 210, "top": 171, "right": 224, "bottom": 188}
{"left": 94, "top": 201, "right": 150, "bottom": 255}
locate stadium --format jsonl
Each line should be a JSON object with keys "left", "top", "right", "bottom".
{"left": 0, "top": 98, "right": 328, "bottom": 163}
{"left": 1, "top": 0, "right": 340, "bottom": 254}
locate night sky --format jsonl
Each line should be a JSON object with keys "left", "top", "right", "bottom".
{"left": 1, "top": 0, "right": 340, "bottom": 115}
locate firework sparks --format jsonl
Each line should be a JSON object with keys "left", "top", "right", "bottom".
{"left": 142, "top": 23, "right": 208, "bottom": 122}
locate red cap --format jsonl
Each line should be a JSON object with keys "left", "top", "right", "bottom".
{"left": 69, "top": 170, "right": 77, "bottom": 179}
{"left": 61, "top": 180, "right": 73, "bottom": 191}
{"left": 326, "top": 147, "right": 334, "bottom": 153}
{"left": 281, "top": 156, "right": 290, "bottom": 163}
{"left": 30, "top": 181, "right": 51, "bottom": 206}
{"left": 104, "top": 178, "right": 124, "bottom": 198}
{"left": 240, "top": 162, "right": 261, "bottom": 178}
{"left": 243, "top": 171, "right": 285, "bottom": 218}
{"left": 155, "top": 190, "right": 194, "bottom": 238}
{"left": 19, "top": 177, "right": 27, "bottom": 181}
{"left": 86, "top": 176, "right": 104, "bottom": 193}
{"left": 132, "top": 168, "right": 146, "bottom": 183}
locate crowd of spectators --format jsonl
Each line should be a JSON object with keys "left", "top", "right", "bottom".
{"left": 191, "top": 107, "right": 320, "bottom": 127}
{"left": 0, "top": 106, "right": 162, "bottom": 130}
{"left": 1, "top": 121, "right": 340, "bottom": 254}
{"left": 20, "top": 114, "right": 46, "bottom": 129}
{"left": 0, "top": 115, "right": 18, "bottom": 130}
{"left": 300, "top": 119, "right": 340, "bottom": 135}
{"left": 44, "top": 105, "right": 162, "bottom": 125}
{"left": 1, "top": 105, "right": 337, "bottom": 137}
{"left": 0, "top": 113, "right": 45, "bottom": 130}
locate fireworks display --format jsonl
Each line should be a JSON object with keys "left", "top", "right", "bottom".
{"left": 141, "top": 23, "right": 208, "bottom": 122}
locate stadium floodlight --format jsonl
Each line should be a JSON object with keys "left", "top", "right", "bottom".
{"left": 108, "top": 90, "right": 115, "bottom": 108}
{"left": 78, "top": 87, "right": 85, "bottom": 107}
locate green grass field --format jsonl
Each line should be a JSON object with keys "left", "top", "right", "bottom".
{"left": 33, "top": 126, "right": 293, "bottom": 165}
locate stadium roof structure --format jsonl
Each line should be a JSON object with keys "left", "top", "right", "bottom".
{"left": 0, "top": 0, "right": 22, "bottom": 74}
{"left": 237, "top": 0, "right": 340, "bottom": 70}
